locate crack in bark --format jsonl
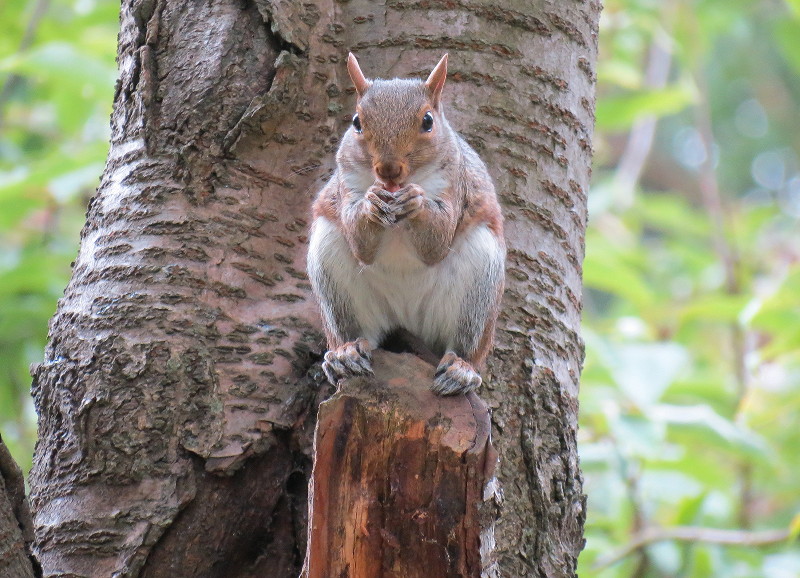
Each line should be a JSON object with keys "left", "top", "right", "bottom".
{"left": 223, "top": 51, "right": 307, "bottom": 154}
{"left": 251, "top": 0, "right": 315, "bottom": 55}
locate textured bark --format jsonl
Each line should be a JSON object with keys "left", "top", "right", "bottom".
{"left": 28, "top": 0, "right": 598, "bottom": 576}
{"left": 0, "top": 436, "right": 37, "bottom": 578}
{"left": 303, "top": 351, "right": 496, "bottom": 578}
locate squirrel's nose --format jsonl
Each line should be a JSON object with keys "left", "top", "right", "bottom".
{"left": 375, "top": 161, "right": 403, "bottom": 183}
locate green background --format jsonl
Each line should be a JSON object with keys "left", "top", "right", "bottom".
{"left": 1, "top": 0, "right": 799, "bottom": 575}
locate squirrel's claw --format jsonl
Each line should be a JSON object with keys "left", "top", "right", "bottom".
{"left": 395, "top": 195, "right": 424, "bottom": 220}
{"left": 364, "top": 184, "right": 425, "bottom": 224}
{"left": 322, "top": 338, "right": 374, "bottom": 385}
{"left": 432, "top": 351, "right": 482, "bottom": 396}
{"left": 364, "top": 190, "right": 397, "bottom": 226}
{"left": 393, "top": 185, "right": 425, "bottom": 220}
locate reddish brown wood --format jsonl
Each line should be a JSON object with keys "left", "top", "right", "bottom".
{"left": 303, "top": 350, "right": 496, "bottom": 578}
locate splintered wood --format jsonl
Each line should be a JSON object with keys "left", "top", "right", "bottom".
{"left": 303, "top": 350, "right": 497, "bottom": 578}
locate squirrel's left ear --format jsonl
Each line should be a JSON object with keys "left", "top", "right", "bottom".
{"left": 425, "top": 53, "right": 448, "bottom": 109}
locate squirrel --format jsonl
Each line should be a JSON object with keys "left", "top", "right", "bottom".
{"left": 307, "top": 53, "right": 505, "bottom": 396}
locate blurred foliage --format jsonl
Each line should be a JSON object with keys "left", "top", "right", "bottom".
{"left": 0, "top": 0, "right": 118, "bottom": 472}
{"left": 0, "top": 0, "right": 798, "bottom": 576}
{"left": 581, "top": 0, "right": 800, "bottom": 575}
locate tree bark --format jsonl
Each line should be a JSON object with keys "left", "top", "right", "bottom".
{"left": 0, "top": 436, "right": 37, "bottom": 578}
{"left": 28, "top": 1, "right": 598, "bottom": 577}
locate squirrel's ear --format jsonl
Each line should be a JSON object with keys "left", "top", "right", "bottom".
{"left": 347, "top": 53, "right": 369, "bottom": 98}
{"left": 425, "top": 53, "right": 448, "bottom": 108}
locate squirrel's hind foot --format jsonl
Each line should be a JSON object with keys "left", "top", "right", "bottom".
{"left": 432, "top": 352, "right": 482, "bottom": 396}
{"left": 322, "top": 338, "right": 373, "bottom": 385}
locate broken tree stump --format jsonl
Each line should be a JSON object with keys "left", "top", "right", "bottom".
{"left": 303, "top": 350, "right": 498, "bottom": 578}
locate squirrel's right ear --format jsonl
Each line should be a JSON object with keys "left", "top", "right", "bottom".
{"left": 426, "top": 53, "right": 448, "bottom": 109}
{"left": 347, "top": 53, "right": 370, "bottom": 98}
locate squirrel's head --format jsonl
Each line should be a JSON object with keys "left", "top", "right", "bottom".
{"left": 343, "top": 53, "right": 450, "bottom": 193}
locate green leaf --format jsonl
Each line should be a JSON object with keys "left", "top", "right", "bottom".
{"left": 789, "top": 512, "right": 800, "bottom": 541}
{"left": 748, "top": 268, "right": 800, "bottom": 359}
{"left": 673, "top": 492, "right": 709, "bottom": 526}
{"left": 774, "top": 19, "right": 800, "bottom": 76}
{"left": 0, "top": 42, "right": 115, "bottom": 90}
{"left": 633, "top": 193, "right": 712, "bottom": 239}
{"left": 651, "top": 403, "right": 772, "bottom": 460}
{"left": 596, "top": 84, "right": 696, "bottom": 131}
{"left": 679, "top": 293, "right": 749, "bottom": 324}
{"left": 610, "top": 413, "right": 666, "bottom": 457}
{"left": 597, "top": 59, "right": 643, "bottom": 89}
{"left": 583, "top": 235, "right": 657, "bottom": 309}
{"left": 597, "top": 342, "right": 690, "bottom": 407}
{"left": 688, "top": 545, "right": 717, "bottom": 578}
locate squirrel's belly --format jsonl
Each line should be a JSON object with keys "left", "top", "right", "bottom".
{"left": 373, "top": 227, "right": 427, "bottom": 273}
{"left": 358, "top": 225, "right": 500, "bottom": 352}
{"left": 308, "top": 217, "right": 502, "bottom": 352}
{"left": 365, "top": 233, "right": 455, "bottom": 350}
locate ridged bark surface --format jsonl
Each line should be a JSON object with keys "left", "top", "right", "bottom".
{"left": 27, "top": 1, "right": 599, "bottom": 576}
{"left": 0, "top": 437, "right": 36, "bottom": 578}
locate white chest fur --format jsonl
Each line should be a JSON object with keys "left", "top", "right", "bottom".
{"left": 308, "top": 217, "right": 503, "bottom": 355}
{"left": 412, "top": 167, "right": 449, "bottom": 200}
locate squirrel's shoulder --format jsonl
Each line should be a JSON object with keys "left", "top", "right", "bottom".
{"left": 452, "top": 132, "right": 494, "bottom": 190}
{"left": 450, "top": 132, "right": 503, "bottom": 237}
{"left": 312, "top": 170, "right": 346, "bottom": 221}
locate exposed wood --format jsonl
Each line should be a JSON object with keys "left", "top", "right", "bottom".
{"left": 303, "top": 350, "right": 497, "bottom": 578}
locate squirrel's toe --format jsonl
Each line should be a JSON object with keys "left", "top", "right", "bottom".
{"left": 322, "top": 340, "right": 374, "bottom": 385}
{"left": 432, "top": 353, "right": 482, "bottom": 396}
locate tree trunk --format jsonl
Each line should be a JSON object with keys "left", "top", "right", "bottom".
{"left": 27, "top": 1, "right": 598, "bottom": 576}
{"left": 0, "top": 436, "right": 37, "bottom": 578}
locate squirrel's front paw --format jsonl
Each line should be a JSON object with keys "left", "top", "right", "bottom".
{"left": 432, "top": 352, "right": 482, "bottom": 396}
{"left": 322, "top": 338, "right": 374, "bottom": 385}
{"left": 364, "top": 187, "right": 398, "bottom": 226}
{"left": 393, "top": 184, "right": 425, "bottom": 220}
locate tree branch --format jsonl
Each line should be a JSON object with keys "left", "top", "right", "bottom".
{"left": 593, "top": 525, "right": 792, "bottom": 570}
{"left": 610, "top": 30, "right": 672, "bottom": 209}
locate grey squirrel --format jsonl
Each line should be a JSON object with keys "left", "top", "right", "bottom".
{"left": 307, "top": 53, "right": 505, "bottom": 395}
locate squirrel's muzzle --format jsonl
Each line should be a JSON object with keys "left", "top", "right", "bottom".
{"left": 375, "top": 160, "right": 403, "bottom": 182}
{"left": 375, "top": 160, "right": 407, "bottom": 192}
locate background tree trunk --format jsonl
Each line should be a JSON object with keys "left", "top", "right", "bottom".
{"left": 0, "top": 436, "right": 37, "bottom": 578}
{"left": 28, "top": 1, "right": 598, "bottom": 576}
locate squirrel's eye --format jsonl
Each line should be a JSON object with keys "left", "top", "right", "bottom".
{"left": 352, "top": 114, "right": 362, "bottom": 133}
{"left": 421, "top": 111, "right": 434, "bottom": 132}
